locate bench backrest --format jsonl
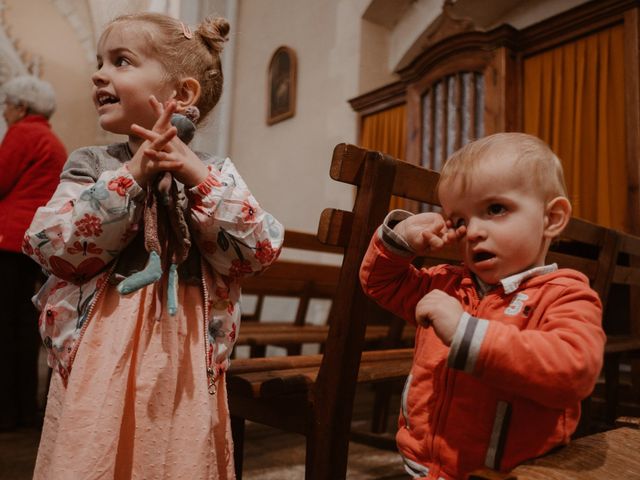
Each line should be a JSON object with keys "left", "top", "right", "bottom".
{"left": 240, "top": 230, "right": 342, "bottom": 325}
{"left": 312, "top": 144, "right": 440, "bottom": 475}
{"left": 605, "top": 230, "right": 640, "bottom": 339}
{"left": 547, "top": 218, "right": 619, "bottom": 311}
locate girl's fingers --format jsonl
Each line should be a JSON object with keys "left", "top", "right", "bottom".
{"left": 143, "top": 149, "right": 165, "bottom": 162}
{"left": 148, "top": 95, "right": 164, "bottom": 117}
{"left": 131, "top": 124, "right": 177, "bottom": 150}
{"left": 131, "top": 122, "right": 154, "bottom": 139}
{"left": 155, "top": 99, "right": 177, "bottom": 132}
{"left": 144, "top": 150, "right": 177, "bottom": 163}
{"left": 147, "top": 95, "right": 177, "bottom": 133}
{"left": 143, "top": 149, "right": 183, "bottom": 170}
{"left": 149, "top": 126, "right": 178, "bottom": 151}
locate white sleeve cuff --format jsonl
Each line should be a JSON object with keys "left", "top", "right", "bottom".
{"left": 378, "top": 209, "right": 415, "bottom": 257}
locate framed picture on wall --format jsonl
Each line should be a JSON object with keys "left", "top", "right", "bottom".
{"left": 267, "top": 46, "right": 297, "bottom": 125}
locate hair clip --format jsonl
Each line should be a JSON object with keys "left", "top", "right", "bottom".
{"left": 181, "top": 22, "right": 193, "bottom": 39}
{"left": 184, "top": 105, "right": 200, "bottom": 123}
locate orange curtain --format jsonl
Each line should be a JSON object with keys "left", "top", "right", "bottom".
{"left": 523, "top": 25, "right": 628, "bottom": 231}
{"left": 360, "top": 105, "right": 407, "bottom": 210}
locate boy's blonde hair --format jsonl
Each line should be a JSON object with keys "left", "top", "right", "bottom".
{"left": 100, "top": 13, "right": 229, "bottom": 122}
{"left": 438, "top": 132, "right": 568, "bottom": 202}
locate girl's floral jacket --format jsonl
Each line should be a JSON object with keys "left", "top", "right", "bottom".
{"left": 23, "top": 143, "right": 283, "bottom": 383}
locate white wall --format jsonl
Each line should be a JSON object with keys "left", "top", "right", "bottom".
{"left": 228, "top": 0, "right": 370, "bottom": 234}
{"left": 2, "top": 0, "right": 97, "bottom": 153}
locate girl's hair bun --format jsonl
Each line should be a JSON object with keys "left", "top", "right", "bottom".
{"left": 197, "top": 17, "right": 230, "bottom": 54}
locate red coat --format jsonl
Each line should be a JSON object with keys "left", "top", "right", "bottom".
{"left": 360, "top": 231, "right": 605, "bottom": 480}
{"left": 0, "top": 115, "right": 67, "bottom": 253}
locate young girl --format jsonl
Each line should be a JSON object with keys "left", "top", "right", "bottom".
{"left": 23, "top": 12, "right": 283, "bottom": 479}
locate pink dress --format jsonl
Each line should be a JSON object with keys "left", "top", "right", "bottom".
{"left": 34, "top": 281, "right": 236, "bottom": 479}
{"left": 24, "top": 146, "right": 283, "bottom": 479}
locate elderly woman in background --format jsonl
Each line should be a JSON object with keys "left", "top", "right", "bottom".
{"left": 0, "top": 75, "right": 66, "bottom": 430}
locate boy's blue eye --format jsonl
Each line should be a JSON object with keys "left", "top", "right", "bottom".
{"left": 115, "top": 57, "right": 131, "bottom": 67}
{"left": 488, "top": 203, "right": 507, "bottom": 215}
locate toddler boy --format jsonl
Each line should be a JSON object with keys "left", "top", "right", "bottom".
{"left": 359, "top": 132, "right": 605, "bottom": 479}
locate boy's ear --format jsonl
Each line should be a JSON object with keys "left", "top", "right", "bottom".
{"left": 173, "top": 77, "right": 201, "bottom": 109}
{"left": 544, "top": 196, "right": 572, "bottom": 239}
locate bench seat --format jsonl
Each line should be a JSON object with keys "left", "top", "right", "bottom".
{"left": 236, "top": 323, "right": 415, "bottom": 348}
{"left": 228, "top": 348, "right": 413, "bottom": 398}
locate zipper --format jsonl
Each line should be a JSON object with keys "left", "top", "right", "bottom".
{"left": 430, "top": 285, "right": 480, "bottom": 476}
{"left": 429, "top": 364, "right": 452, "bottom": 472}
{"left": 431, "top": 287, "right": 482, "bottom": 475}
{"left": 65, "top": 263, "right": 117, "bottom": 378}
{"left": 401, "top": 373, "right": 413, "bottom": 429}
{"left": 201, "top": 258, "right": 217, "bottom": 395}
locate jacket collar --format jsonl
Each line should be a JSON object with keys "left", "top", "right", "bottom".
{"left": 474, "top": 263, "right": 559, "bottom": 296}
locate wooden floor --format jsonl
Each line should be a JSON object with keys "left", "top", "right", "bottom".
{"left": 0, "top": 420, "right": 406, "bottom": 480}
{"left": 0, "top": 349, "right": 407, "bottom": 479}
{"left": 0, "top": 394, "right": 406, "bottom": 480}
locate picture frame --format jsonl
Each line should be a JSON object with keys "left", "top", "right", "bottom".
{"left": 267, "top": 46, "right": 297, "bottom": 125}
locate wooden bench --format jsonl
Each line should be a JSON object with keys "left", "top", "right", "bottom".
{"left": 236, "top": 230, "right": 414, "bottom": 358}
{"left": 468, "top": 417, "right": 640, "bottom": 479}
{"left": 228, "top": 144, "right": 426, "bottom": 479}
{"left": 601, "top": 229, "right": 640, "bottom": 422}
{"left": 544, "top": 219, "right": 619, "bottom": 434}
{"left": 235, "top": 229, "right": 341, "bottom": 357}
{"left": 227, "top": 143, "right": 635, "bottom": 478}
{"left": 548, "top": 225, "right": 640, "bottom": 427}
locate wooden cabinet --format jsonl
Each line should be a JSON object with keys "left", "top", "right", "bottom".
{"left": 350, "top": 0, "right": 640, "bottom": 234}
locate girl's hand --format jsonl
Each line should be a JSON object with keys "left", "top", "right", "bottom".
{"left": 130, "top": 97, "right": 209, "bottom": 187}
{"left": 415, "top": 289, "right": 463, "bottom": 346}
{"left": 393, "top": 212, "right": 461, "bottom": 255}
{"left": 127, "top": 96, "right": 179, "bottom": 187}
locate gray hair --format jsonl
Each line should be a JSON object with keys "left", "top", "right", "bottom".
{"left": 1, "top": 75, "right": 57, "bottom": 119}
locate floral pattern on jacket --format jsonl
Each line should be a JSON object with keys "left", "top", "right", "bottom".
{"left": 23, "top": 144, "right": 284, "bottom": 381}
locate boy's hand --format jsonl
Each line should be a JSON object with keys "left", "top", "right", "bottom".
{"left": 129, "top": 96, "right": 209, "bottom": 188}
{"left": 415, "top": 289, "right": 463, "bottom": 346}
{"left": 393, "top": 213, "right": 461, "bottom": 255}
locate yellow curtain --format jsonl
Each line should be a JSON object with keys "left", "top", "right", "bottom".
{"left": 523, "top": 25, "right": 628, "bottom": 231}
{"left": 360, "top": 105, "right": 407, "bottom": 210}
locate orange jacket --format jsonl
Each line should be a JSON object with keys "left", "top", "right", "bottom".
{"left": 360, "top": 230, "right": 604, "bottom": 480}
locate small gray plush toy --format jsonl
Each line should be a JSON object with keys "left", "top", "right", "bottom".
{"left": 116, "top": 107, "right": 200, "bottom": 316}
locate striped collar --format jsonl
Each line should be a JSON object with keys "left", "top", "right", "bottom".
{"left": 475, "top": 263, "right": 559, "bottom": 295}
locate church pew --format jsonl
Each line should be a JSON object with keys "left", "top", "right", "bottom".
{"left": 236, "top": 229, "right": 414, "bottom": 358}
{"left": 468, "top": 417, "right": 640, "bottom": 479}
{"left": 601, "top": 229, "right": 640, "bottom": 422}
{"left": 228, "top": 144, "right": 419, "bottom": 479}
